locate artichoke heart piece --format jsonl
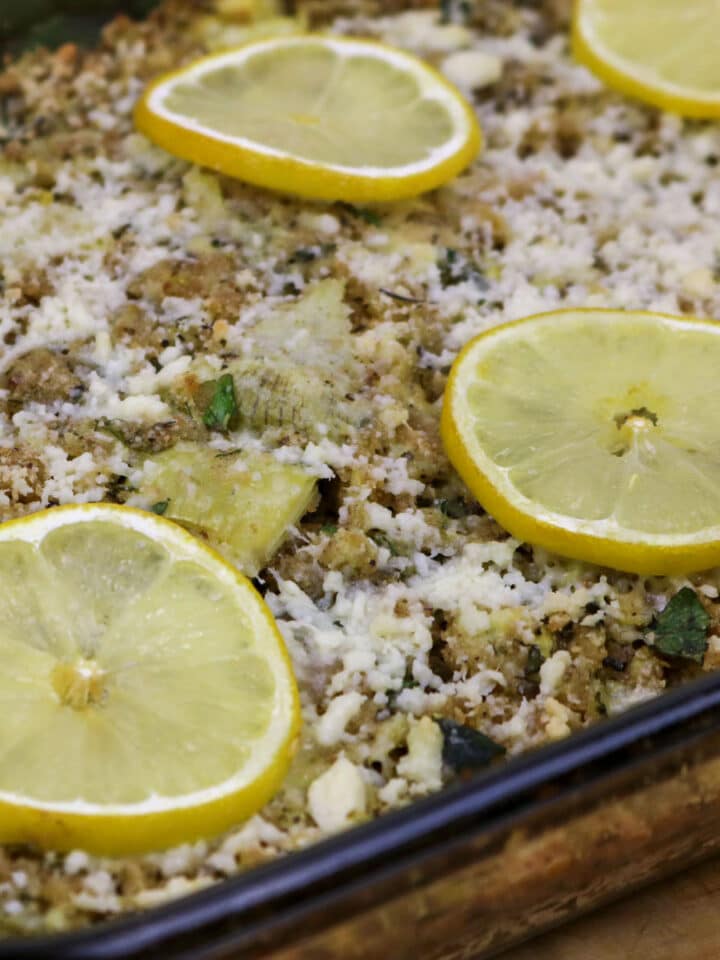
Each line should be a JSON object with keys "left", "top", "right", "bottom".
{"left": 227, "top": 278, "right": 367, "bottom": 440}
{"left": 227, "top": 358, "right": 357, "bottom": 439}
{"left": 167, "top": 280, "right": 368, "bottom": 441}
{"left": 198, "top": 15, "right": 303, "bottom": 53}
{"left": 249, "top": 278, "right": 352, "bottom": 362}
{"left": 137, "top": 443, "right": 317, "bottom": 576}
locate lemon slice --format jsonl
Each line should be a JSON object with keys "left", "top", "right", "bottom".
{"left": 442, "top": 310, "right": 720, "bottom": 575}
{"left": 0, "top": 504, "right": 299, "bottom": 854}
{"left": 134, "top": 35, "right": 481, "bottom": 202}
{"left": 573, "top": 0, "right": 720, "bottom": 117}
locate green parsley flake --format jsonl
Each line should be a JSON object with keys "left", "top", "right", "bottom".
{"left": 438, "top": 248, "right": 488, "bottom": 292}
{"left": 338, "top": 202, "right": 382, "bottom": 226}
{"left": 439, "top": 497, "right": 468, "bottom": 519}
{"left": 202, "top": 374, "right": 238, "bottom": 433}
{"left": 653, "top": 587, "right": 710, "bottom": 663}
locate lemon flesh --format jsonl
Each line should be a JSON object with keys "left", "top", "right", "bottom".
{"left": 442, "top": 310, "right": 720, "bottom": 574}
{"left": 0, "top": 504, "right": 299, "bottom": 854}
{"left": 573, "top": 0, "right": 720, "bottom": 116}
{"left": 134, "top": 36, "right": 480, "bottom": 201}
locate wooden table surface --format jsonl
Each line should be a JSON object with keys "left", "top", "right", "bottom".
{"left": 501, "top": 855, "right": 720, "bottom": 960}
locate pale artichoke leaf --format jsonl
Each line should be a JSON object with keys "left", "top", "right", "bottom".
{"left": 135, "top": 443, "right": 317, "bottom": 576}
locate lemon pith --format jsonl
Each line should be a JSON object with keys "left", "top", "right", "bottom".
{"left": 442, "top": 310, "right": 720, "bottom": 575}
{"left": 573, "top": 0, "right": 720, "bottom": 117}
{"left": 0, "top": 503, "right": 300, "bottom": 855}
{"left": 134, "top": 35, "right": 481, "bottom": 202}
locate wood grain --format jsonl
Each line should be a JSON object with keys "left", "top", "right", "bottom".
{"left": 502, "top": 856, "right": 720, "bottom": 960}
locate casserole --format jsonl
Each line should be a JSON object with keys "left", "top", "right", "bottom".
{"left": 3, "top": 672, "right": 720, "bottom": 957}
{"left": 2, "top": 0, "right": 720, "bottom": 956}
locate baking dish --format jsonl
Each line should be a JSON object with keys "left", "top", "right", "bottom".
{"left": 4, "top": 3, "right": 720, "bottom": 958}
{"left": 1, "top": 668, "right": 720, "bottom": 959}
{"left": 0, "top": 0, "right": 161, "bottom": 55}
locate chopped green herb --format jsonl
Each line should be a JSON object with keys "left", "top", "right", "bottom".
{"left": 387, "top": 671, "right": 420, "bottom": 708}
{"left": 439, "top": 497, "right": 468, "bottom": 519}
{"left": 436, "top": 718, "right": 506, "bottom": 772}
{"left": 288, "top": 243, "right": 336, "bottom": 263}
{"left": 439, "top": 0, "right": 472, "bottom": 26}
{"left": 202, "top": 374, "right": 238, "bottom": 433}
{"left": 439, "top": 248, "right": 489, "bottom": 292}
{"left": 150, "top": 499, "right": 169, "bottom": 516}
{"left": 369, "top": 530, "right": 401, "bottom": 557}
{"left": 525, "top": 645, "right": 544, "bottom": 676}
{"left": 291, "top": 247, "right": 318, "bottom": 263}
{"left": 338, "top": 202, "right": 382, "bottom": 226}
{"left": 321, "top": 523, "right": 338, "bottom": 535}
{"left": 652, "top": 587, "right": 710, "bottom": 662}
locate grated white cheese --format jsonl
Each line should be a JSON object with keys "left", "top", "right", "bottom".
{"left": 539, "top": 650, "right": 572, "bottom": 697}
{"left": 307, "top": 755, "right": 367, "bottom": 832}
{"left": 316, "top": 691, "right": 366, "bottom": 746}
{"left": 396, "top": 716, "right": 443, "bottom": 792}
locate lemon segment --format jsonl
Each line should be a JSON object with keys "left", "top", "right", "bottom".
{"left": 134, "top": 36, "right": 481, "bottom": 202}
{"left": 573, "top": 0, "right": 720, "bottom": 117}
{"left": 442, "top": 310, "right": 720, "bottom": 575}
{"left": 0, "top": 504, "right": 300, "bottom": 854}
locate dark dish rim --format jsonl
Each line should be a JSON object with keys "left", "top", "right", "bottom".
{"left": 4, "top": 667, "right": 720, "bottom": 959}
